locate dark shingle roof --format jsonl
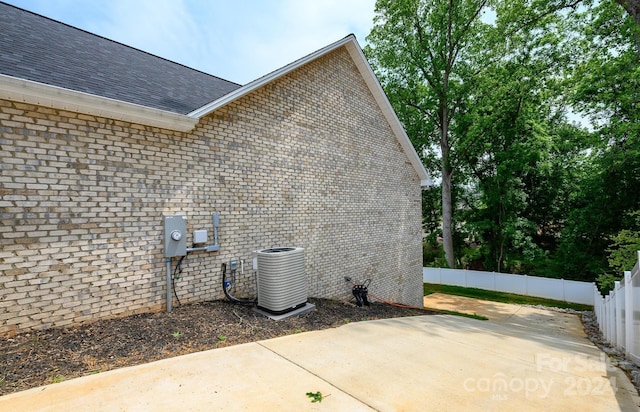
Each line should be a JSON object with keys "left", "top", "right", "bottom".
{"left": 0, "top": 2, "right": 241, "bottom": 114}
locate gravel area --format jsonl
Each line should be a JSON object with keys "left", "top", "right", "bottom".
{"left": 580, "top": 310, "right": 640, "bottom": 395}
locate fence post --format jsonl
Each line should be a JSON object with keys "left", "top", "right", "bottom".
{"left": 593, "top": 285, "right": 599, "bottom": 322}
{"left": 614, "top": 281, "right": 623, "bottom": 350}
{"left": 625, "top": 271, "right": 633, "bottom": 358}
{"left": 593, "top": 286, "right": 600, "bottom": 333}
{"left": 607, "top": 294, "right": 614, "bottom": 342}
{"left": 611, "top": 293, "right": 617, "bottom": 344}
{"left": 601, "top": 294, "right": 607, "bottom": 336}
{"left": 605, "top": 293, "right": 611, "bottom": 344}
{"left": 599, "top": 290, "right": 604, "bottom": 329}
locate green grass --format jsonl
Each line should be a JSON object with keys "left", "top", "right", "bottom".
{"left": 424, "top": 283, "right": 593, "bottom": 312}
{"left": 51, "top": 375, "right": 66, "bottom": 384}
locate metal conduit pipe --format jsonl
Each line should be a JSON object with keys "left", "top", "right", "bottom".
{"left": 166, "top": 258, "right": 172, "bottom": 312}
{"left": 165, "top": 212, "right": 221, "bottom": 313}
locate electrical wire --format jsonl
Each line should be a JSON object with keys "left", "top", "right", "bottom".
{"left": 171, "top": 255, "right": 186, "bottom": 307}
{"left": 221, "top": 263, "right": 257, "bottom": 305}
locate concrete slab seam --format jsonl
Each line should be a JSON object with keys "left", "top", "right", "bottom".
{"left": 255, "top": 341, "right": 378, "bottom": 410}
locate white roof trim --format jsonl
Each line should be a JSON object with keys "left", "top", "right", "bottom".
{"left": 187, "top": 36, "right": 355, "bottom": 118}
{"left": 0, "top": 74, "right": 197, "bottom": 132}
{"left": 0, "top": 37, "right": 431, "bottom": 185}
{"left": 189, "top": 35, "right": 432, "bottom": 186}
{"left": 342, "top": 40, "right": 432, "bottom": 187}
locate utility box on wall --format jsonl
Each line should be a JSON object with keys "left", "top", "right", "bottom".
{"left": 164, "top": 215, "right": 187, "bottom": 257}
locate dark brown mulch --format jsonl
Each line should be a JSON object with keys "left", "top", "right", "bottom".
{"left": 0, "top": 298, "right": 435, "bottom": 396}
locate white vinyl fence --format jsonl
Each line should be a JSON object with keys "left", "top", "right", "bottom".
{"left": 593, "top": 251, "right": 640, "bottom": 366}
{"left": 423, "top": 267, "right": 595, "bottom": 305}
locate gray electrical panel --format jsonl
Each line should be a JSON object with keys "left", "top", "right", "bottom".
{"left": 164, "top": 215, "right": 187, "bottom": 257}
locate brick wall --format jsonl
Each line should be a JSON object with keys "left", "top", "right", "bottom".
{"left": 0, "top": 47, "right": 423, "bottom": 334}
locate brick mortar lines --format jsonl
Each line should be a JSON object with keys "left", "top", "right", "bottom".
{"left": 0, "top": 48, "right": 423, "bottom": 334}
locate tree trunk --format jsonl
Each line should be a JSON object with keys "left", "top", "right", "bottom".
{"left": 616, "top": 0, "right": 640, "bottom": 58}
{"left": 440, "top": 105, "right": 455, "bottom": 268}
{"left": 441, "top": 166, "right": 455, "bottom": 268}
{"left": 617, "top": 0, "right": 640, "bottom": 26}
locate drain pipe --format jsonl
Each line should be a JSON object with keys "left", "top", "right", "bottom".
{"left": 213, "top": 211, "right": 219, "bottom": 245}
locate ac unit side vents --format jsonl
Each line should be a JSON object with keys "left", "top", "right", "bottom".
{"left": 256, "top": 247, "right": 307, "bottom": 315}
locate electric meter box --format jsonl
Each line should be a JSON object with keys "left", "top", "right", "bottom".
{"left": 164, "top": 215, "right": 187, "bottom": 257}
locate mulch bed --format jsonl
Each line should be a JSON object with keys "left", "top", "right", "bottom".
{"left": 0, "top": 298, "right": 435, "bottom": 396}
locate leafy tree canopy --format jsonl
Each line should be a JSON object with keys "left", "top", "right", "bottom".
{"left": 366, "top": 0, "right": 640, "bottom": 280}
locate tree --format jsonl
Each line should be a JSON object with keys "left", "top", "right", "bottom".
{"left": 553, "top": 0, "right": 640, "bottom": 279}
{"left": 365, "top": 0, "right": 494, "bottom": 268}
{"left": 367, "top": 0, "right": 638, "bottom": 276}
{"left": 607, "top": 227, "right": 640, "bottom": 273}
{"left": 365, "top": 0, "right": 584, "bottom": 269}
{"left": 455, "top": 20, "right": 584, "bottom": 273}
{"left": 616, "top": 0, "right": 640, "bottom": 27}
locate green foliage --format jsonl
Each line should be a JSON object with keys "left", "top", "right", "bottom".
{"left": 607, "top": 228, "right": 640, "bottom": 274}
{"left": 306, "top": 391, "right": 323, "bottom": 403}
{"left": 553, "top": 0, "right": 640, "bottom": 280}
{"left": 423, "top": 241, "right": 445, "bottom": 267}
{"left": 595, "top": 273, "right": 620, "bottom": 296}
{"left": 454, "top": 7, "right": 575, "bottom": 274}
{"left": 457, "top": 242, "right": 484, "bottom": 270}
{"left": 421, "top": 185, "right": 441, "bottom": 242}
{"left": 369, "top": 0, "right": 640, "bottom": 281}
{"left": 51, "top": 375, "right": 66, "bottom": 384}
{"left": 600, "top": 212, "right": 640, "bottom": 289}
{"left": 366, "top": 0, "right": 499, "bottom": 268}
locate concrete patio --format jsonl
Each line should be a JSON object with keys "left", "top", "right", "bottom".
{"left": 0, "top": 295, "right": 638, "bottom": 411}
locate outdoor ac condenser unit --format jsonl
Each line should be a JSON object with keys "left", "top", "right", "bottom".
{"left": 256, "top": 247, "right": 307, "bottom": 314}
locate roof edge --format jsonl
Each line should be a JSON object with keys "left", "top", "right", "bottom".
{"left": 188, "top": 35, "right": 357, "bottom": 118}
{"left": 189, "top": 35, "right": 431, "bottom": 187}
{"left": 342, "top": 40, "right": 432, "bottom": 187}
{"left": 0, "top": 74, "right": 197, "bottom": 132}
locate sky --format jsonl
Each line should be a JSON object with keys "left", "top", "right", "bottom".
{"left": 4, "top": 0, "right": 378, "bottom": 85}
